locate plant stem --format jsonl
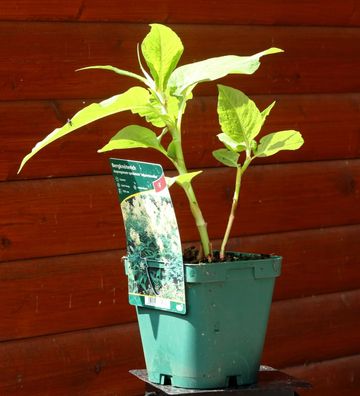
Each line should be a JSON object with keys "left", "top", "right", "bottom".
{"left": 182, "top": 182, "right": 210, "bottom": 258}
{"left": 169, "top": 124, "right": 211, "bottom": 258}
{"left": 157, "top": 88, "right": 210, "bottom": 259}
{"left": 220, "top": 157, "right": 252, "bottom": 259}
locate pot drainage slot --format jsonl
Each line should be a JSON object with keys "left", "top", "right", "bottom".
{"left": 160, "top": 374, "right": 172, "bottom": 386}
{"left": 227, "top": 375, "right": 242, "bottom": 387}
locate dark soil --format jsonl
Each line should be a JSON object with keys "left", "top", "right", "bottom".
{"left": 183, "top": 246, "right": 271, "bottom": 264}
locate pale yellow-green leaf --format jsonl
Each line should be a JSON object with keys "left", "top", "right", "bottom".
{"left": 261, "top": 101, "right": 276, "bottom": 121}
{"left": 213, "top": 148, "right": 239, "bottom": 168}
{"left": 217, "top": 85, "right": 263, "bottom": 146}
{"left": 217, "top": 133, "right": 247, "bottom": 153}
{"left": 165, "top": 176, "right": 177, "bottom": 188}
{"left": 169, "top": 48, "right": 283, "bottom": 96}
{"left": 256, "top": 130, "right": 304, "bottom": 157}
{"left": 166, "top": 171, "right": 203, "bottom": 188}
{"left": 98, "top": 125, "right": 166, "bottom": 154}
{"left": 141, "top": 24, "right": 184, "bottom": 90}
{"left": 136, "top": 102, "right": 166, "bottom": 128}
{"left": 77, "top": 65, "right": 147, "bottom": 85}
{"left": 18, "top": 87, "right": 150, "bottom": 173}
{"left": 167, "top": 141, "right": 177, "bottom": 161}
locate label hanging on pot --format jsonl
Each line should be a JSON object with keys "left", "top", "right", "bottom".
{"left": 110, "top": 158, "right": 186, "bottom": 315}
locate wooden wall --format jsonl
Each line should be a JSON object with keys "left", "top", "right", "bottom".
{"left": 1, "top": 1, "right": 359, "bottom": 395}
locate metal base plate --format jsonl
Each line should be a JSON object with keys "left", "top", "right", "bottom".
{"left": 130, "top": 366, "right": 311, "bottom": 395}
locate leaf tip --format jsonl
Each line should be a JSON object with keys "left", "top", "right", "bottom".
{"left": 269, "top": 47, "right": 284, "bottom": 54}
{"left": 17, "top": 152, "right": 32, "bottom": 174}
{"left": 17, "top": 163, "right": 24, "bottom": 175}
{"left": 75, "top": 66, "right": 90, "bottom": 72}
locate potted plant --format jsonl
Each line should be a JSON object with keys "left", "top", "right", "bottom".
{"left": 18, "top": 24, "right": 303, "bottom": 389}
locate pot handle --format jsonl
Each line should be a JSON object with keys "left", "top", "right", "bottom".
{"left": 143, "top": 259, "right": 166, "bottom": 296}
{"left": 123, "top": 256, "right": 166, "bottom": 295}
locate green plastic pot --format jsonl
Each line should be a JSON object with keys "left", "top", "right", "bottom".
{"left": 133, "top": 252, "right": 281, "bottom": 389}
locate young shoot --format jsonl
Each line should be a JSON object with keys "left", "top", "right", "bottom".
{"left": 214, "top": 85, "right": 304, "bottom": 258}
{"left": 18, "top": 24, "right": 303, "bottom": 261}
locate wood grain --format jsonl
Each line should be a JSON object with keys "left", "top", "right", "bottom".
{"left": 0, "top": 289, "right": 359, "bottom": 394}
{"left": 286, "top": 354, "right": 360, "bottom": 396}
{"left": 0, "top": 250, "right": 134, "bottom": 342}
{"left": 5, "top": 93, "right": 360, "bottom": 181}
{"left": 0, "top": 1, "right": 82, "bottom": 21}
{"left": 1, "top": 160, "right": 360, "bottom": 262}
{"left": 1, "top": 2, "right": 359, "bottom": 395}
{"left": 264, "top": 289, "right": 360, "bottom": 368}
{"left": 0, "top": 323, "right": 144, "bottom": 396}
{"left": 1, "top": 225, "right": 359, "bottom": 342}
{"left": 0, "top": 1, "right": 359, "bottom": 26}
{"left": 1, "top": 23, "right": 359, "bottom": 101}
{"left": 228, "top": 224, "right": 360, "bottom": 301}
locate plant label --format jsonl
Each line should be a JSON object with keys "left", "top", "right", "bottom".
{"left": 110, "top": 158, "right": 186, "bottom": 314}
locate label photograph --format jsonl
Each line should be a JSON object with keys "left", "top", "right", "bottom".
{"left": 110, "top": 158, "right": 186, "bottom": 314}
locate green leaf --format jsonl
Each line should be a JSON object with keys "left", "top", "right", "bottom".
{"left": 169, "top": 47, "right": 283, "bottom": 96}
{"left": 261, "top": 101, "right": 276, "bottom": 121}
{"left": 18, "top": 87, "right": 151, "bottom": 173}
{"left": 141, "top": 24, "right": 184, "bottom": 90}
{"left": 157, "top": 127, "right": 168, "bottom": 143}
{"left": 136, "top": 100, "right": 166, "bottom": 128}
{"left": 176, "top": 171, "right": 203, "bottom": 185}
{"left": 255, "top": 130, "right": 304, "bottom": 157}
{"left": 136, "top": 43, "right": 156, "bottom": 88}
{"left": 217, "top": 133, "right": 247, "bottom": 153}
{"left": 98, "top": 125, "right": 166, "bottom": 154}
{"left": 166, "top": 171, "right": 203, "bottom": 188}
{"left": 217, "top": 85, "right": 263, "bottom": 146}
{"left": 212, "top": 148, "right": 239, "bottom": 167}
{"left": 165, "top": 94, "right": 180, "bottom": 121}
{"left": 167, "top": 141, "right": 177, "bottom": 161}
{"left": 165, "top": 176, "right": 177, "bottom": 188}
{"left": 77, "top": 65, "right": 148, "bottom": 85}
{"left": 135, "top": 93, "right": 179, "bottom": 128}
{"left": 260, "top": 101, "right": 276, "bottom": 132}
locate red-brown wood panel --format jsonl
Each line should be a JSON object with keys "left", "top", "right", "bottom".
{"left": 0, "top": 323, "right": 144, "bottom": 396}
{"left": 1, "top": 225, "right": 359, "bottom": 342}
{"left": 286, "top": 354, "right": 360, "bottom": 396}
{"left": 228, "top": 224, "right": 360, "bottom": 301}
{"left": 4, "top": 93, "right": 360, "bottom": 181}
{"left": 1, "top": 290, "right": 359, "bottom": 395}
{"left": 0, "top": 1, "right": 359, "bottom": 27}
{"left": 1, "top": 23, "right": 359, "bottom": 101}
{"left": 1, "top": 160, "right": 359, "bottom": 262}
{"left": 0, "top": 1, "right": 82, "bottom": 21}
{"left": 263, "top": 289, "right": 360, "bottom": 368}
{"left": 0, "top": 250, "right": 134, "bottom": 342}
{"left": 1, "top": 2, "right": 359, "bottom": 395}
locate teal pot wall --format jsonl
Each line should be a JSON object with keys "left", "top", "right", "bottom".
{"left": 135, "top": 253, "right": 281, "bottom": 389}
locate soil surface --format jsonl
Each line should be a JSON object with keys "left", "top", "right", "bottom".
{"left": 183, "top": 246, "right": 271, "bottom": 264}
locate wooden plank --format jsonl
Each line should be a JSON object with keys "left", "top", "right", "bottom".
{"left": 0, "top": 250, "right": 135, "bottom": 342}
{"left": 0, "top": 1, "right": 82, "bottom": 22}
{"left": 226, "top": 224, "right": 360, "bottom": 301}
{"left": 5, "top": 93, "right": 360, "bottom": 181}
{"left": 264, "top": 289, "right": 360, "bottom": 368}
{"left": 1, "top": 23, "right": 359, "bottom": 100}
{"left": 1, "top": 225, "right": 360, "bottom": 342}
{"left": 0, "top": 290, "right": 359, "bottom": 394}
{"left": 1, "top": 160, "right": 359, "bottom": 262}
{"left": 81, "top": 1, "right": 360, "bottom": 26}
{"left": 0, "top": 0, "right": 359, "bottom": 26}
{"left": 285, "top": 354, "right": 360, "bottom": 396}
{"left": 0, "top": 323, "right": 144, "bottom": 396}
